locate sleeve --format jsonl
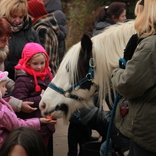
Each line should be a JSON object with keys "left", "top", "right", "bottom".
{"left": 57, "top": 25, "right": 67, "bottom": 41}
{"left": 0, "top": 105, "right": 40, "bottom": 131}
{"left": 6, "top": 78, "right": 15, "bottom": 94}
{"left": 12, "top": 78, "right": 41, "bottom": 108}
{"left": 123, "top": 34, "right": 139, "bottom": 61}
{"left": 111, "top": 40, "right": 156, "bottom": 99}
{"left": 8, "top": 96, "right": 22, "bottom": 112}
{"left": 39, "top": 123, "right": 55, "bottom": 137}
{"left": 30, "top": 28, "right": 40, "bottom": 43}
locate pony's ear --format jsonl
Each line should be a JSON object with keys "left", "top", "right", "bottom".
{"left": 81, "top": 34, "right": 92, "bottom": 55}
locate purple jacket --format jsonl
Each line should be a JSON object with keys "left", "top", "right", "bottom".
{"left": 12, "top": 71, "right": 55, "bottom": 143}
{"left": 0, "top": 97, "right": 40, "bottom": 147}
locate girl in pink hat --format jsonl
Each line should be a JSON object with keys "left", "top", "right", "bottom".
{"left": 0, "top": 71, "right": 54, "bottom": 147}
{"left": 12, "top": 42, "right": 55, "bottom": 148}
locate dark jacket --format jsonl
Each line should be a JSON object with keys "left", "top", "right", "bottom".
{"left": 12, "top": 70, "right": 55, "bottom": 139}
{"left": 44, "top": 0, "right": 62, "bottom": 13}
{"left": 93, "top": 18, "right": 115, "bottom": 36}
{"left": 53, "top": 10, "right": 67, "bottom": 64}
{"left": 111, "top": 35, "right": 156, "bottom": 153}
{"left": 4, "top": 18, "right": 40, "bottom": 80}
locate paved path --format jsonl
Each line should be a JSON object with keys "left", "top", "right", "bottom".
{"left": 53, "top": 119, "right": 69, "bottom": 156}
{"left": 53, "top": 118, "right": 99, "bottom": 156}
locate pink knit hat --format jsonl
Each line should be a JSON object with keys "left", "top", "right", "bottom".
{"left": 15, "top": 43, "right": 52, "bottom": 92}
{"left": 18, "top": 42, "right": 49, "bottom": 65}
{"left": 0, "top": 71, "right": 8, "bottom": 82}
{"left": 27, "top": 0, "right": 47, "bottom": 18}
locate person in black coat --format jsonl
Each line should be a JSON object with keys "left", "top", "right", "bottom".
{"left": 0, "top": 0, "right": 40, "bottom": 80}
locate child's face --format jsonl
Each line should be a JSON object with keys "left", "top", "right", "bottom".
{"left": 8, "top": 144, "right": 27, "bottom": 156}
{"left": 0, "top": 80, "right": 7, "bottom": 97}
{"left": 28, "top": 54, "right": 46, "bottom": 72}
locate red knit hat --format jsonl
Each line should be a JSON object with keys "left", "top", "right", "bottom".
{"left": 27, "top": 0, "right": 47, "bottom": 19}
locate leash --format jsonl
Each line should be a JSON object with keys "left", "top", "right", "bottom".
{"left": 104, "top": 58, "right": 126, "bottom": 156}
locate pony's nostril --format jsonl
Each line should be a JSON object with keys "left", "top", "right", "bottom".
{"left": 55, "top": 105, "right": 60, "bottom": 110}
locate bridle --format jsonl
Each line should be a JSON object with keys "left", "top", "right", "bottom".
{"left": 48, "top": 58, "right": 98, "bottom": 101}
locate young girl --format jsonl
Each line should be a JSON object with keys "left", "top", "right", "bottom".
{"left": 12, "top": 43, "right": 54, "bottom": 147}
{"left": 0, "top": 127, "right": 48, "bottom": 156}
{"left": 0, "top": 71, "right": 53, "bottom": 147}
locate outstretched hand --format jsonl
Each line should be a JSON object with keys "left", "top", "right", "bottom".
{"left": 40, "top": 118, "right": 57, "bottom": 124}
{"left": 21, "top": 101, "right": 37, "bottom": 113}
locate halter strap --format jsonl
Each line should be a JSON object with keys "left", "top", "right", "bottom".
{"left": 48, "top": 58, "right": 96, "bottom": 101}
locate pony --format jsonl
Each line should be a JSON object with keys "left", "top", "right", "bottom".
{"left": 39, "top": 20, "right": 136, "bottom": 123}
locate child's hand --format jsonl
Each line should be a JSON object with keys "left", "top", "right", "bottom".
{"left": 40, "top": 89, "right": 45, "bottom": 98}
{"left": 46, "top": 115, "right": 57, "bottom": 123}
{"left": 21, "top": 101, "right": 37, "bottom": 113}
{"left": 40, "top": 117, "right": 57, "bottom": 124}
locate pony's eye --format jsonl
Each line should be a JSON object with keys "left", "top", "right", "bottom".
{"left": 41, "top": 102, "right": 46, "bottom": 109}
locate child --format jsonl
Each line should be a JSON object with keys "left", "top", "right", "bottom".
{"left": 0, "top": 127, "right": 48, "bottom": 156}
{"left": 0, "top": 71, "right": 53, "bottom": 147}
{"left": 12, "top": 43, "right": 54, "bottom": 147}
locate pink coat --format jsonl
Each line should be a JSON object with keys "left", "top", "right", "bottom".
{"left": 0, "top": 97, "right": 40, "bottom": 147}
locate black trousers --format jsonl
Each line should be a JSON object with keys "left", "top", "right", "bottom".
{"left": 67, "top": 122, "right": 91, "bottom": 156}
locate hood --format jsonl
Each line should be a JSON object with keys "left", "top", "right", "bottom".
{"left": 16, "top": 42, "right": 49, "bottom": 66}
{"left": 33, "top": 13, "right": 60, "bottom": 36}
{"left": 45, "top": 0, "right": 62, "bottom": 13}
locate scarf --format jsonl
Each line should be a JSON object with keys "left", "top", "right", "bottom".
{"left": 9, "top": 22, "right": 24, "bottom": 32}
{"left": 15, "top": 63, "right": 52, "bottom": 92}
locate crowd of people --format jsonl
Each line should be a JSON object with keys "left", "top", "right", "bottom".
{"left": 0, "top": 0, "right": 66, "bottom": 156}
{"left": 0, "top": 0, "right": 155, "bottom": 156}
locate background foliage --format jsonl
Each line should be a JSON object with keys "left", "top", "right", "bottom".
{"left": 61, "top": 0, "right": 137, "bottom": 50}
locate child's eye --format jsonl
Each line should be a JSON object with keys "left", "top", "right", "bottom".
{"left": 41, "top": 62, "right": 45, "bottom": 65}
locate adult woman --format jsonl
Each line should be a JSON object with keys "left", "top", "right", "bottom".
{"left": 93, "top": 2, "right": 127, "bottom": 36}
{"left": 0, "top": 17, "right": 36, "bottom": 114}
{"left": 0, "top": 0, "right": 40, "bottom": 80}
{"left": 111, "top": 0, "right": 156, "bottom": 155}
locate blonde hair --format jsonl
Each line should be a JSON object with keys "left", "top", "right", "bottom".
{"left": 0, "top": 0, "right": 28, "bottom": 21}
{"left": 27, "top": 53, "right": 47, "bottom": 64}
{"left": 134, "top": 0, "right": 156, "bottom": 37}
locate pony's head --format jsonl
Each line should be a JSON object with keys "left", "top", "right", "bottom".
{"left": 39, "top": 20, "right": 136, "bottom": 123}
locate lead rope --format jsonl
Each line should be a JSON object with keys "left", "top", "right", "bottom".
{"left": 104, "top": 58, "right": 126, "bottom": 156}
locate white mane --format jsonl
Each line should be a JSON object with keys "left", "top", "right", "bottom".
{"left": 59, "top": 20, "right": 136, "bottom": 105}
